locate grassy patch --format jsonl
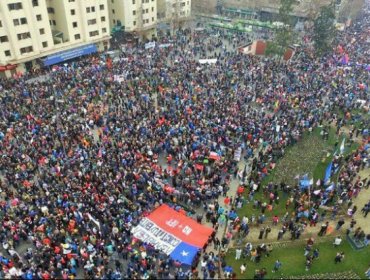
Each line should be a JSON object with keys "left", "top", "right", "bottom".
{"left": 238, "top": 127, "right": 338, "bottom": 219}
{"left": 225, "top": 238, "right": 369, "bottom": 279}
{"left": 237, "top": 126, "right": 359, "bottom": 219}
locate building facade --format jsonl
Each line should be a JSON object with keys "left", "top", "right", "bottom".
{"left": 192, "top": 0, "right": 361, "bottom": 22}
{"left": 0, "top": 0, "right": 110, "bottom": 77}
{"left": 157, "top": 0, "right": 191, "bottom": 21}
{"left": 108, "top": 0, "right": 157, "bottom": 41}
{"left": 157, "top": 0, "right": 191, "bottom": 34}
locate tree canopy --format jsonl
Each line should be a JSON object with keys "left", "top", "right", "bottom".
{"left": 313, "top": 4, "right": 336, "bottom": 55}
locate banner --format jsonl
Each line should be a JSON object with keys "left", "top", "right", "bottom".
{"left": 159, "top": 43, "right": 173, "bottom": 48}
{"left": 43, "top": 44, "right": 97, "bottom": 66}
{"left": 145, "top": 41, "right": 156, "bottom": 50}
{"left": 132, "top": 204, "right": 213, "bottom": 265}
{"left": 199, "top": 59, "right": 217, "bottom": 64}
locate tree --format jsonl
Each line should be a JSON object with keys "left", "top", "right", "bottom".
{"left": 265, "top": 0, "right": 297, "bottom": 57}
{"left": 313, "top": 4, "right": 336, "bottom": 55}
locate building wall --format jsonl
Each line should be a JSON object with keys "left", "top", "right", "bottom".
{"left": 109, "top": 0, "right": 157, "bottom": 40}
{"left": 166, "top": 0, "right": 191, "bottom": 19}
{"left": 0, "top": 0, "right": 54, "bottom": 63}
{"left": 0, "top": 0, "right": 110, "bottom": 76}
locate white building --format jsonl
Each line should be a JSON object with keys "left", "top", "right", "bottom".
{"left": 108, "top": 0, "right": 157, "bottom": 41}
{"left": 0, "top": 0, "right": 111, "bottom": 77}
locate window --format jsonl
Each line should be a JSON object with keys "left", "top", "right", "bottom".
{"left": 101, "top": 16, "right": 106, "bottom": 22}
{"left": 71, "top": 9, "right": 75, "bottom": 15}
{"left": 17, "top": 32, "right": 31, "bottom": 40}
{"left": 36, "top": 14, "right": 42, "bottom": 21}
{"left": 39, "top": 28, "right": 45, "bottom": 34}
{"left": 69, "top": 0, "right": 75, "bottom": 2}
{"left": 152, "top": 7, "right": 154, "bottom": 12}
{"left": 89, "top": 30, "right": 99, "bottom": 37}
{"left": 32, "top": 0, "right": 39, "bottom": 7}
{"left": 47, "top": 7, "right": 55, "bottom": 14}
{"left": 87, "top": 19, "right": 96, "bottom": 25}
{"left": 72, "top": 22, "right": 77, "bottom": 28}
{"left": 13, "top": 19, "right": 20, "bottom": 26}
{"left": 146, "top": 8, "right": 148, "bottom": 13}
{"left": 4, "top": 50, "right": 11, "bottom": 57}
{"left": 113, "top": 19, "right": 116, "bottom": 24}
{"left": 133, "top": 21, "right": 136, "bottom": 26}
{"left": 8, "top": 3, "right": 23, "bottom": 11}
{"left": 91, "top": 7, "right": 95, "bottom": 12}
{"left": 100, "top": 4, "right": 104, "bottom": 10}
{"left": 86, "top": 7, "right": 90, "bottom": 13}
{"left": 142, "top": 9, "right": 145, "bottom": 14}
{"left": 132, "top": 0, "right": 135, "bottom": 4}
{"left": 112, "top": 9, "right": 115, "bottom": 14}
{"left": 42, "top": 41, "right": 48, "bottom": 48}
{"left": 74, "top": 34, "right": 80, "bottom": 40}
{"left": 52, "top": 20, "right": 56, "bottom": 25}
{"left": 111, "top": 0, "right": 114, "bottom": 3}
{"left": 20, "top": 46, "right": 33, "bottom": 54}
{"left": 133, "top": 10, "right": 136, "bottom": 15}
{"left": 152, "top": 17, "right": 154, "bottom": 22}
{"left": 20, "top": 18, "right": 27, "bottom": 24}
{"left": 0, "top": 36, "right": 9, "bottom": 43}
{"left": 0, "top": 21, "right": 2, "bottom": 28}
{"left": 181, "top": 2, "right": 186, "bottom": 7}
{"left": 102, "top": 27, "right": 107, "bottom": 33}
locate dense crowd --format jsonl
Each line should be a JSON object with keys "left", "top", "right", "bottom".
{"left": 0, "top": 5, "right": 369, "bottom": 280}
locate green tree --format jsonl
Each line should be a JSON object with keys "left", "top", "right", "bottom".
{"left": 265, "top": 0, "right": 297, "bottom": 57}
{"left": 313, "top": 4, "right": 336, "bottom": 55}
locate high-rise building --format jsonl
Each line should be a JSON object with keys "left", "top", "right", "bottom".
{"left": 0, "top": 0, "right": 110, "bottom": 78}
{"left": 108, "top": 0, "right": 157, "bottom": 41}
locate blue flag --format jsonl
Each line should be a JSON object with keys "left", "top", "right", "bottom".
{"left": 324, "top": 161, "right": 333, "bottom": 184}
{"left": 170, "top": 242, "right": 199, "bottom": 265}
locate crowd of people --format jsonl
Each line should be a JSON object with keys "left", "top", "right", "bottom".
{"left": 0, "top": 3, "right": 369, "bottom": 280}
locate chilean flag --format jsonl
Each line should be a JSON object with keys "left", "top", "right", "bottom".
{"left": 132, "top": 204, "right": 213, "bottom": 265}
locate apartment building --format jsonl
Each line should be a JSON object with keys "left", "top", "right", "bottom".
{"left": 157, "top": 0, "right": 192, "bottom": 21}
{"left": 108, "top": 0, "right": 157, "bottom": 41}
{"left": 0, "top": 0, "right": 110, "bottom": 78}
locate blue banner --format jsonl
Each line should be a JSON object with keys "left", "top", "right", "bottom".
{"left": 43, "top": 44, "right": 98, "bottom": 66}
